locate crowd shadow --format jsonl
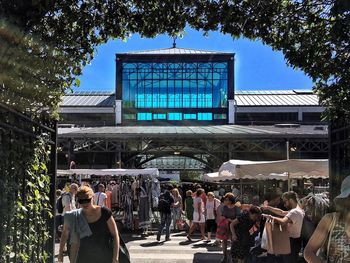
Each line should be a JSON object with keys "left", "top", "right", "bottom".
{"left": 140, "top": 241, "right": 165, "bottom": 247}
{"left": 192, "top": 252, "right": 223, "bottom": 263}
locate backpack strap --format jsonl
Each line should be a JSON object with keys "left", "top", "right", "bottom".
{"left": 97, "top": 192, "right": 101, "bottom": 205}
{"left": 326, "top": 213, "right": 337, "bottom": 259}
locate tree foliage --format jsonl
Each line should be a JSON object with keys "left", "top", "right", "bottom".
{"left": 1, "top": 0, "right": 349, "bottom": 119}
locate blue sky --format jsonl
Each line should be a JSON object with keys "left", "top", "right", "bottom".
{"left": 75, "top": 28, "right": 313, "bottom": 92}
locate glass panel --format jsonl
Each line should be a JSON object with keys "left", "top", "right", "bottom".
{"left": 153, "top": 114, "right": 166, "bottom": 120}
{"left": 137, "top": 113, "right": 152, "bottom": 121}
{"left": 121, "top": 62, "right": 229, "bottom": 114}
{"left": 168, "top": 113, "right": 182, "bottom": 120}
{"left": 198, "top": 113, "right": 213, "bottom": 121}
{"left": 184, "top": 114, "right": 197, "bottom": 120}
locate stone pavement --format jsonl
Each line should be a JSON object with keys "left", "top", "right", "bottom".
{"left": 55, "top": 231, "right": 225, "bottom": 263}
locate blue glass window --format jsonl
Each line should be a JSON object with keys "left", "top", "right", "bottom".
{"left": 137, "top": 113, "right": 152, "bottom": 121}
{"left": 153, "top": 114, "right": 166, "bottom": 120}
{"left": 184, "top": 114, "right": 196, "bottom": 120}
{"left": 198, "top": 113, "right": 213, "bottom": 121}
{"left": 168, "top": 113, "right": 182, "bottom": 120}
{"left": 121, "top": 62, "right": 228, "bottom": 123}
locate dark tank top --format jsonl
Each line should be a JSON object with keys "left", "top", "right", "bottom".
{"left": 76, "top": 207, "right": 113, "bottom": 263}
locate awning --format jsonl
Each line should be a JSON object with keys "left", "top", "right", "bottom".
{"left": 203, "top": 159, "right": 328, "bottom": 182}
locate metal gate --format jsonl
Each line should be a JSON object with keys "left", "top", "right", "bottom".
{"left": 329, "top": 121, "right": 350, "bottom": 200}
{"left": 0, "top": 102, "right": 57, "bottom": 262}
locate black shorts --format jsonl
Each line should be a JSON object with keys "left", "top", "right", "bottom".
{"left": 206, "top": 219, "right": 217, "bottom": 233}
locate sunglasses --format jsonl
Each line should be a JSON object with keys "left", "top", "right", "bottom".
{"left": 78, "top": 198, "right": 92, "bottom": 204}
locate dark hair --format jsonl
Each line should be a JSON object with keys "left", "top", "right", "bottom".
{"left": 196, "top": 188, "right": 204, "bottom": 197}
{"left": 282, "top": 191, "right": 298, "bottom": 202}
{"left": 249, "top": 206, "right": 262, "bottom": 215}
{"left": 224, "top": 193, "right": 236, "bottom": 204}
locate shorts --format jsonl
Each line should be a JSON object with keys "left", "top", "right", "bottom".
{"left": 193, "top": 212, "right": 206, "bottom": 223}
{"left": 206, "top": 219, "right": 217, "bottom": 233}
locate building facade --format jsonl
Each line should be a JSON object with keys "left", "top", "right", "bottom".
{"left": 115, "top": 48, "right": 235, "bottom": 125}
{"left": 57, "top": 47, "right": 327, "bottom": 173}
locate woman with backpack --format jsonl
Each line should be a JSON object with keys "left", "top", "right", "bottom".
{"left": 157, "top": 190, "right": 175, "bottom": 242}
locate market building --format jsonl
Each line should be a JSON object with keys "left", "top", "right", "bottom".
{"left": 58, "top": 47, "right": 328, "bottom": 175}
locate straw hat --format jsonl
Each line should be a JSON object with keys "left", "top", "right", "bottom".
{"left": 335, "top": 175, "right": 350, "bottom": 199}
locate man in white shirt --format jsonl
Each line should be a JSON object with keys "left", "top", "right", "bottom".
{"left": 62, "top": 183, "right": 78, "bottom": 216}
{"left": 94, "top": 184, "right": 107, "bottom": 207}
{"left": 263, "top": 191, "right": 305, "bottom": 262}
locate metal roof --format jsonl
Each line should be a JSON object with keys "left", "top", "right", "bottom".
{"left": 58, "top": 125, "right": 327, "bottom": 139}
{"left": 235, "top": 94, "right": 319, "bottom": 106}
{"left": 61, "top": 93, "right": 115, "bottom": 107}
{"left": 122, "top": 47, "right": 232, "bottom": 55}
{"left": 60, "top": 90, "right": 320, "bottom": 107}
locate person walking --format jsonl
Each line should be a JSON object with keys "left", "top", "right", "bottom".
{"left": 187, "top": 188, "right": 206, "bottom": 241}
{"left": 157, "top": 190, "right": 175, "bottom": 241}
{"left": 217, "top": 193, "right": 240, "bottom": 263}
{"left": 62, "top": 183, "right": 78, "bottom": 215}
{"left": 263, "top": 191, "right": 305, "bottom": 263}
{"left": 206, "top": 192, "right": 221, "bottom": 242}
{"left": 171, "top": 188, "right": 183, "bottom": 231}
{"left": 230, "top": 206, "right": 262, "bottom": 263}
{"left": 94, "top": 184, "right": 107, "bottom": 207}
{"left": 58, "top": 186, "right": 120, "bottom": 263}
{"left": 185, "top": 190, "right": 194, "bottom": 227}
{"left": 304, "top": 175, "right": 350, "bottom": 263}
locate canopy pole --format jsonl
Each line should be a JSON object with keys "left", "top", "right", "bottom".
{"left": 286, "top": 140, "right": 291, "bottom": 191}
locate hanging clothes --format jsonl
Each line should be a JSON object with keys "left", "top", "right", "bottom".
{"left": 152, "top": 178, "right": 161, "bottom": 209}
{"left": 139, "top": 185, "right": 150, "bottom": 229}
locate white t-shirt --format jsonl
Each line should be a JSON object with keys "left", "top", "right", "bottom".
{"left": 94, "top": 192, "right": 107, "bottom": 206}
{"left": 286, "top": 206, "right": 305, "bottom": 238}
{"left": 194, "top": 197, "right": 204, "bottom": 213}
{"left": 206, "top": 199, "right": 221, "bottom": 220}
{"left": 62, "top": 193, "right": 76, "bottom": 216}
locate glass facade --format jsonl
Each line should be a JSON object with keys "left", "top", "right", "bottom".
{"left": 121, "top": 61, "right": 229, "bottom": 124}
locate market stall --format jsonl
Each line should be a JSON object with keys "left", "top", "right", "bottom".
{"left": 203, "top": 159, "right": 328, "bottom": 182}
{"left": 57, "top": 168, "right": 161, "bottom": 232}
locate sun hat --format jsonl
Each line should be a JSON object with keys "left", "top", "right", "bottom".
{"left": 335, "top": 175, "right": 350, "bottom": 199}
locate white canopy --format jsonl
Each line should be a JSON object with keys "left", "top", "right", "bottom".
{"left": 203, "top": 159, "right": 328, "bottom": 182}
{"left": 57, "top": 168, "right": 159, "bottom": 178}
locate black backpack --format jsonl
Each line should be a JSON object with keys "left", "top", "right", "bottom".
{"left": 158, "top": 195, "right": 171, "bottom": 213}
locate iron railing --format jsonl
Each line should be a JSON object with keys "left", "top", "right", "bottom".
{"left": 0, "top": 102, "right": 57, "bottom": 262}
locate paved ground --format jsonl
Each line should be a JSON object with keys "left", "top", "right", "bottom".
{"left": 55, "top": 231, "right": 226, "bottom": 263}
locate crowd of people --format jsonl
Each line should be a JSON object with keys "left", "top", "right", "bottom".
{"left": 155, "top": 177, "right": 350, "bottom": 263}
{"left": 54, "top": 176, "right": 350, "bottom": 263}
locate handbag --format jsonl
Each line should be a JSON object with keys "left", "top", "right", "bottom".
{"left": 317, "top": 213, "right": 337, "bottom": 262}
{"left": 108, "top": 232, "right": 131, "bottom": 263}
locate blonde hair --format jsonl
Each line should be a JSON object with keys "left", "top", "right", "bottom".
{"left": 172, "top": 188, "right": 180, "bottom": 197}
{"left": 207, "top": 192, "right": 215, "bottom": 198}
{"left": 77, "top": 185, "right": 94, "bottom": 200}
{"left": 186, "top": 190, "right": 193, "bottom": 197}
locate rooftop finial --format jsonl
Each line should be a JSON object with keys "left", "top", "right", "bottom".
{"left": 172, "top": 36, "right": 177, "bottom": 48}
